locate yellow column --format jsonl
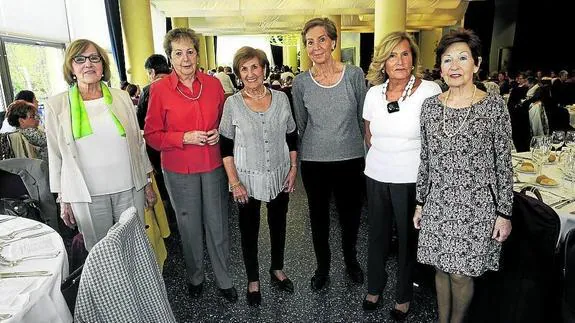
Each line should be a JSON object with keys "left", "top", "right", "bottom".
{"left": 171, "top": 17, "right": 188, "bottom": 29}
{"left": 205, "top": 36, "right": 216, "bottom": 69}
{"left": 327, "top": 15, "right": 342, "bottom": 62}
{"left": 120, "top": 0, "right": 154, "bottom": 86}
{"left": 419, "top": 28, "right": 443, "bottom": 70}
{"left": 299, "top": 38, "right": 311, "bottom": 72}
{"left": 374, "top": 0, "right": 406, "bottom": 46}
{"left": 197, "top": 35, "right": 208, "bottom": 71}
{"left": 285, "top": 46, "right": 297, "bottom": 71}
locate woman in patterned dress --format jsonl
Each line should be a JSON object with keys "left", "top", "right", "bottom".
{"left": 413, "top": 29, "right": 513, "bottom": 323}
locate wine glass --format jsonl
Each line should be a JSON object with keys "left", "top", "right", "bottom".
{"left": 566, "top": 131, "right": 575, "bottom": 149}
{"left": 551, "top": 131, "right": 565, "bottom": 152}
{"left": 530, "top": 136, "right": 551, "bottom": 175}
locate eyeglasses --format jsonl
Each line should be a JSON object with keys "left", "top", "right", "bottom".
{"left": 27, "top": 113, "right": 40, "bottom": 120}
{"left": 387, "top": 101, "right": 400, "bottom": 114}
{"left": 72, "top": 55, "right": 102, "bottom": 64}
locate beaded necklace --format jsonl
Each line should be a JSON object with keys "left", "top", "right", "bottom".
{"left": 381, "top": 75, "right": 415, "bottom": 103}
{"left": 242, "top": 86, "right": 268, "bottom": 100}
{"left": 442, "top": 85, "right": 477, "bottom": 138}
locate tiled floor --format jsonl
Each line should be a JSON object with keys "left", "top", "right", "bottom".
{"left": 161, "top": 177, "right": 439, "bottom": 322}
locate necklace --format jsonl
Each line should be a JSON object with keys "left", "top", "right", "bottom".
{"left": 243, "top": 86, "right": 268, "bottom": 100}
{"left": 381, "top": 75, "right": 415, "bottom": 103}
{"left": 176, "top": 81, "right": 203, "bottom": 100}
{"left": 442, "top": 85, "right": 477, "bottom": 138}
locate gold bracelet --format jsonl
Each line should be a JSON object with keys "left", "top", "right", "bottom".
{"left": 229, "top": 181, "right": 241, "bottom": 190}
{"left": 290, "top": 164, "right": 297, "bottom": 168}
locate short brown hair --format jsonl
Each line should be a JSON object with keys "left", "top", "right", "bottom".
{"left": 163, "top": 28, "right": 200, "bottom": 59}
{"left": 435, "top": 29, "right": 482, "bottom": 69}
{"left": 301, "top": 17, "right": 338, "bottom": 44}
{"left": 366, "top": 31, "right": 420, "bottom": 85}
{"left": 63, "top": 39, "right": 111, "bottom": 85}
{"left": 232, "top": 46, "right": 270, "bottom": 79}
{"left": 6, "top": 100, "right": 35, "bottom": 128}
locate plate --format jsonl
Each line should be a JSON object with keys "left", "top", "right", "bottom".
{"left": 534, "top": 178, "right": 560, "bottom": 187}
{"left": 515, "top": 166, "right": 536, "bottom": 174}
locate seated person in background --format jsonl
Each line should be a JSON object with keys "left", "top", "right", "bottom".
{"left": 6, "top": 100, "right": 48, "bottom": 163}
{"left": 270, "top": 73, "right": 282, "bottom": 90}
{"left": 125, "top": 83, "right": 141, "bottom": 106}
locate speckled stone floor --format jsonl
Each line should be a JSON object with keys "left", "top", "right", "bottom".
{"left": 161, "top": 176, "right": 439, "bottom": 322}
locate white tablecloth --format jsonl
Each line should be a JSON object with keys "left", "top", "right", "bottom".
{"left": 565, "top": 105, "right": 575, "bottom": 128}
{"left": 513, "top": 152, "right": 575, "bottom": 244}
{"left": 0, "top": 215, "right": 71, "bottom": 323}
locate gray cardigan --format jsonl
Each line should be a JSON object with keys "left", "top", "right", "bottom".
{"left": 292, "top": 64, "right": 366, "bottom": 161}
{"left": 219, "top": 89, "right": 296, "bottom": 202}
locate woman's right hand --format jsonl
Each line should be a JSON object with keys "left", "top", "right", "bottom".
{"left": 413, "top": 206, "right": 423, "bottom": 229}
{"left": 183, "top": 130, "right": 208, "bottom": 145}
{"left": 232, "top": 184, "right": 249, "bottom": 204}
{"left": 60, "top": 202, "right": 76, "bottom": 228}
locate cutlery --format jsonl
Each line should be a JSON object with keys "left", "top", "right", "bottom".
{"left": 555, "top": 199, "right": 575, "bottom": 209}
{"left": 0, "top": 270, "right": 51, "bottom": 278}
{"left": 512, "top": 154, "right": 532, "bottom": 160}
{"left": 550, "top": 199, "right": 570, "bottom": 207}
{"left": 0, "top": 251, "right": 61, "bottom": 267}
{"left": 0, "top": 313, "right": 12, "bottom": 320}
{"left": 0, "top": 231, "right": 53, "bottom": 247}
{"left": 0, "top": 217, "right": 15, "bottom": 224}
{"left": 0, "top": 224, "right": 42, "bottom": 240}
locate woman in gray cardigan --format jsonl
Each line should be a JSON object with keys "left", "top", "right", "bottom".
{"left": 219, "top": 47, "right": 298, "bottom": 307}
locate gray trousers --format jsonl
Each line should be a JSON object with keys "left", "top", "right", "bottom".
{"left": 164, "top": 166, "right": 232, "bottom": 289}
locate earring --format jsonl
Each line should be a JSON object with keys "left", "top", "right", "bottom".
{"left": 411, "top": 66, "right": 415, "bottom": 71}
{"left": 72, "top": 75, "right": 77, "bottom": 80}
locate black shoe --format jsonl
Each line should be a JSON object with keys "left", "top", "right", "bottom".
{"left": 270, "top": 270, "right": 294, "bottom": 293}
{"left": 362, "top": 294, "right": 381, "bottom": 311}
{"left": 390, "top": 308, "right": 410, "bottom": 321}
{"left": 220, "top": 287, "right": 238, "bottom": 303}
{"left": 246, "top": 288, "right": 261, "bottom": 307}
{"left": 310, "top": 273, "right": 330, "bottom": 291}
{"left": 188, "top": 282, "right": 203, "bottom": 298}
{"left": 346, "top": 264, "right": 364, "bottom": 284}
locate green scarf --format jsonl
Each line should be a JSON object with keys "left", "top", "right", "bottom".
{"left": 69, "top": 82, "right": 126, "bottom": 140}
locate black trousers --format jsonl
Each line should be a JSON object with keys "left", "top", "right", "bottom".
{"left": 238, "top": 192, "right": 289, "bottom": 282}
{"left": 366, "top": 177, "right": 418, "bottom": 303}
{"left": 300, "top": 158, "right": 365, "bottom": 275}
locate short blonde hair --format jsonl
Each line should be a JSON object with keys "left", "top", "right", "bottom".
{"left": 366, "top": 32, "right": 420, "bottom": 85}
{"left": 63, "top": 39, "right": 111, "bottom": 85}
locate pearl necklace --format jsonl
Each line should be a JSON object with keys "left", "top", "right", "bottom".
{"left": 176, "top": 81, "right": 203, "bottom": 100}
{"left": 442, "top": 85, "right": 477, "bottom": 138}
{"left": 381, "top": 75, "right": 415, "bottom": 103}
{"left": 243, "top": 86, "right": 268, "bottom": 100}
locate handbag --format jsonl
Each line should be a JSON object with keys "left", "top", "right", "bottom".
{"left": 0, "top": 195, "right": 45, "bottom": 224}
{"left": 61, "top": 264, "right": 83, "bottom": 314}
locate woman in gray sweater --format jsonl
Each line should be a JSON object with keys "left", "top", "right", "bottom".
{"left": 219, "top": 47, "right": 298, "bottom": 307}
{"left": 292, "top": 17, "right": 367, "bottom": 291}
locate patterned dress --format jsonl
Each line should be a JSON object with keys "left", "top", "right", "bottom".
{"left": 416, "top": 93, "right": 513, "bottom": 277}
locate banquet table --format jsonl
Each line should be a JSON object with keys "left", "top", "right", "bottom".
{"left": 513, "top": 152, "right": 575, "bottom": 244}
{"left": 0, "top": 215, "right": 72, "bottom": 323}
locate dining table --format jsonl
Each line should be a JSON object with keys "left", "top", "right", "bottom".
{"left": 565, "top": 104, "right": 575, "bottom": 129}
{"left": 513, "top": 151, "right": 575, "bottom": 244}
{"left": 0, "top": 214, "right": 72, "bottom": 323}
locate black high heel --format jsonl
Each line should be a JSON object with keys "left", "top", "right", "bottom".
{"left": 269, "top": 270, "right": 294, "bottom": 293}
{"left": 246, "top": 282, "right": 261, "bottom": 307}
{"left": 390, "top": 307, "right": 410, "bottom": 321}
{"left": 362, "top": 293, "right": 382, "bottom": 311}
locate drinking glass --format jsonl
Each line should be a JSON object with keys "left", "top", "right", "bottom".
{"left": 551, "top": 130, "right": 565, "bottom": 151}
{"left": 530, "top": 136, "right": 551, "bottom": 175}
{"left": 566, "top": 131, "right": 575, "bottom": 149}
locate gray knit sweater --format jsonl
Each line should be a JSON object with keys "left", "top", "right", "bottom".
{"left": 292, "top": 65, "right": 366, "bottom": 161}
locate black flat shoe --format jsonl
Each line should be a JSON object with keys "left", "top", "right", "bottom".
{"left": 188, "top": 282, "right": 203, "bottom": 298}
{"left": 346, "top": 264, "right": 364, "bottom": 284}
{"left": 310, "top": 273, "right": 330, "bottom": 291}
{"left": 270, "top": 270, "right": 294, "bottom": 293}
{"left": 362, "top": 294, "right": 381, "bottom": 311}
{"left": 390, "top": 308, "right": 410, "bottom": 321}
{"left": 219, "top": 287, "right": 238, "bottom": 303}
{"left": 246, "top": 289, "right": 261, "bottom": 307}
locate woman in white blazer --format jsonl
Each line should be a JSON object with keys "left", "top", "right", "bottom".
{"left": 45, "top": 39, "right": 156, "bottom": 250}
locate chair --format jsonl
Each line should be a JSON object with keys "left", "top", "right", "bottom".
{"left": 74, "top": 207, "right": 176, "bottom": 322}
{"left": 562, "top": 228, "right": 575, "bottom": 322}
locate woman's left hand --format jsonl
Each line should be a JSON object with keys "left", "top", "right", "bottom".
{"left": 206, "top": 129, "right": 220, "bottom": 145}
{"left": 492, "top": 216, "right": 512, "bottom": 242}
{"left": 283, "top": 167, "right": 297, "bottom": 193}
{"left": 144, "top": 183, "right": 157, "bottom": 209}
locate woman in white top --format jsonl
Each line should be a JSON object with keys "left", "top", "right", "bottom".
{"left": 45, "top": 39, "right": 155, "bottom": 250}
{"left": 362, "top": 32, "right": 442, "bottom": 319}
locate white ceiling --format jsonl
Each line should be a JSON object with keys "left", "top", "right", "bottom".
{"left": 151, "top": 0, "right": 470, "bottom": 35}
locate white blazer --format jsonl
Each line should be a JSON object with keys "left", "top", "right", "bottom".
{"left": 45, "top": 88, "right": 153, "bottom": 203}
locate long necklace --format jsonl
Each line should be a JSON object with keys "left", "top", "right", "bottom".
{"left": 442, "top": 85, "right": 477, "bottom": 138}
{"left": 381, "top": 75, "right": 415, "bottom": 102}
{"left": 176, "top": 81, "right": 203, "bottom": 100}
{"left": 243, "top": 86, "right": 268, "bottom": 100}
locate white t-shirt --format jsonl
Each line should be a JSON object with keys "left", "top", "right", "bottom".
{"left": 363, "top": 79, "right": 442, "bottom": 183}
{"left": 75, "top": 98, "right": 133, "bottom": 196}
